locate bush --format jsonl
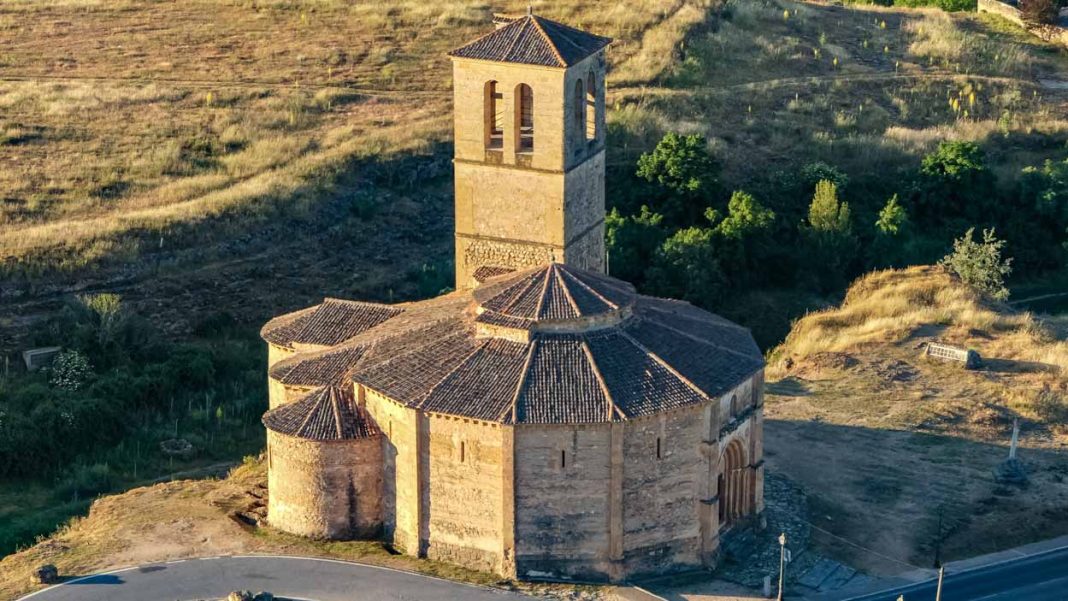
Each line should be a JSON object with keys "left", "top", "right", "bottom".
{"left": 940, "top": 227, "right": 1013, "bottom": 301}
{"left": 1030, "top": 388, "right": 1068, "bottom": 424}
{"left": 49, "top": 350, "right": 92, "bottom": 391}
{"left": 1019, "top": 0, "right": 1060, "bottom": 28}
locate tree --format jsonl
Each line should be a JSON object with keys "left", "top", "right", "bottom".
{"left": 713, "top": 190, "right": 776, "bottom": 240}
{"left": 940, "top": 227, "right": 1013, "bottom": 301}
{"left": 918, "top": 140, "right": 992, "bottom": 222}
{"left": 636, "top": 132, "right": 719, "bottom": 224}
{"left": 808, "top": 180, "right": 852, "bottom": 234}
{"left": 605, "top": 206, "right": 668, "bottom": 285}
{"left": 646, "top": 226, "right": 726, "bottom": 306}
{"left": 876, "top": 194, "right": 909, "bottom": 237}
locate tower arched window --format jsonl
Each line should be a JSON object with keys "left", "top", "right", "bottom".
{"left": 573, "top": 78, "right": 585, "bottom": 146}
{"left": 516, "top": 83, "right": 534, "bottom": 153}
{"left": 586, "top": 71, "right": 597, "bottom": 141}
{"left": 485, "top": 80, "right": 503, "bottom": 150}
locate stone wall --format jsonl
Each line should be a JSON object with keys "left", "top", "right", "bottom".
{"left": 267, "top": 343, "right": 294, "bottom": 369}
{"left": 513, "top": 423, "right": 614, "bottom": 580}
{"left": 620, "top": 406, "right": 705, "bottom": 577}
{"left": 266, "top": 429, "right": 383, "bottom": 539}
{"left": 268, "top": 379, "right": 313, "bottom": 410}
{"left": 423, "top": 414, "right": 508, "bottom": 573}
{"left": 362, "top": 386, "right": 421, "bottom": 555}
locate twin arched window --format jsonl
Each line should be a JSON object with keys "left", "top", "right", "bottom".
{"left": 484, "top": 81, "right": 535, "bottom": 153}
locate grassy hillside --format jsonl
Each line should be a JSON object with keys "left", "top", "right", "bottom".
{"left": 2, "top": 0, "right": 1067, "bottom": 347}
{"left": 766, "top": 266, "right": 1068, "bottom": 573}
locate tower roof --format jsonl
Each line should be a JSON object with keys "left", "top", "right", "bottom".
{"left": 262, "top": 384, "right": 380, "bottom": 441}
{"left": 448, "top": 14, "right": 611, "bottom": 68}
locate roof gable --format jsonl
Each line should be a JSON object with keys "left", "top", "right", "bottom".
{"left": 448, "top": 15, "right": 611, "bottom": 68}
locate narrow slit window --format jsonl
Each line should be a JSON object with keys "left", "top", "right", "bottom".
{"left": 656, "top": 437, "right": 662, "bottom": 460}
{"left": 460, "top": 441, "right": 466, "bottom": 463}
{"left": 516, "top": 83, "right": 534, "bottom": 153}
{"left": 560, "top": 449, "right": 566, "bottom": 469}
{"left": 485, "top": 81, "right": 503, "bottom": 150}
{"left": 573, "top": 79, "right": 585, "bottom": 146}
{"left": 586, "top": 72, "right": 597, "bottom": 140}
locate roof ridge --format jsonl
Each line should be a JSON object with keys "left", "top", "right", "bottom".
{"left": 553, "top": 265, "right": 584, "bottom": 318}
{"left": 580, "top": 338, "right": 626, "bottom": 421}
{"left": 560, "top": 267, "right": 618, "bottom": 310}
{"left": 619, "top": 330, "right": 712, "bottom": 402}
{"left": 330, "top": 386, "right": 344, "bottom": 439}
{"left": 501, "top": 17, "right": 534, "bottom": 67}
{"left": 501, "top": 339, "right": 538, "bottom": 424}
{"left": 296, "top": 386, "right": 325, "bottom": 437}
{"left": 529, "top": 15, "right": 567, "bottom": 67}
{"left": 642, "top": 301, "right": 751, "bottom": 333}
{"left": 642, "top": 313, "right": 760, "bottom": 363}
{"left": 416, "top": 339, "right": 487, "bottom": 409}
{"left": 531, "top": 267, "right": 554, "bottom": 319}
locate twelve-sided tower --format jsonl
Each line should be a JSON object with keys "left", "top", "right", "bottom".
{"left": 449, "top": 14, "right": 611, "bottom": 288}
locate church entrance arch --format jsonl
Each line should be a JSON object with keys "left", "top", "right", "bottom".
{"left": 719, "top": 438, "right": 750, "bottom": 529}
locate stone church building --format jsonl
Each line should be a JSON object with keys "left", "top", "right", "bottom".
{"left": 260, "top": 13, "right": 766, "bottom": 582}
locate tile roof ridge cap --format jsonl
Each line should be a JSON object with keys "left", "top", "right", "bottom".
{"left": 500, "top": 339, "right": 537, "bottom": 424}
{"left": 532, "top": 265, "right": 555, "bottom": 319}
{"left": 529, "top": 15, "right": 567, "bottom": 67}
{"left": 552, "top": 264, "right": 584, "bottom": 318}
{"left": 560, "top": 267, "right": 619, "bottom": 311}
{"left": 642, "top": 311, "right": 762, "bottom": 362}
{"left": 414, "top": 339, "right": 487, "bottom": 410}
{"left": 580, "top": 337, "right": 625, "bottom": 421}
{"left": 297, "top": 385, "right": 327, "bottom": 437}
{"left": 619, "top": 329, "right": 712, "bottom": 402}
{"left": 640, "top": 298, "right": 750, "bottom": 333}
{"left": 329, "top": 386, "right": 344, "bottom": 439}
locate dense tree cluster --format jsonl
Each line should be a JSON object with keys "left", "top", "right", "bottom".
{"left": 608, "top": 134, "right": 1068, "bottom": 344}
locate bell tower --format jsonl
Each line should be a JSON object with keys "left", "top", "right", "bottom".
{"left": 448, "top": 13, "right": 611, "bottom": 288}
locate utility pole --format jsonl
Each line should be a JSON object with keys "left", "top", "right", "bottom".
{"left": 777, "top": 532, "right": 787, "bottom": 601}
{"left": 935, "top": 566, "right": 945, "bottom": 601}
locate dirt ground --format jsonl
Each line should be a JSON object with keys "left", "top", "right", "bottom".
{"left": 763, "top": 342, "right": 1068, "bottom": 576}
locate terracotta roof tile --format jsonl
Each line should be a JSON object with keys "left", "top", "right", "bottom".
{"left": 449, "top": 15, "right": 611, "bottom": 68}
{"left": 418, "top": 338, "right": 528, "bottom": 421}
{"left": 515, "top": 336, "right": 610, "bottom": 424}
{"left": 262, "top": 385, "right": 380, "bottom": 440}
{"left": 262, "top": 298, "right": 401, "bottom": 348}
{"left": 473, "top": 265, "right": 515, "bottom": 283}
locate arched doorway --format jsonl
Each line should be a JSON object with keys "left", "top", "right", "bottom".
{"left": 718, "top": 439, "right": 750, "bottom": 529}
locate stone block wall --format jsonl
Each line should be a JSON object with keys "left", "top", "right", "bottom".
{"left": 423, "top": 414, "right": 508, "bottom": 573}
{"left": 267, "top": 343, "right": 294, "bottom": 369}
{"left": 363, "top": 386, "right": 422, "bottom": 555}
{"left": 513, "top": 424, "right": 614, "bottom": 580}
{"left": 266, "top": 430, "right": 383, "bottom": 539}
{"left": 620, "top": 406, "right": 705, "bottom": 576}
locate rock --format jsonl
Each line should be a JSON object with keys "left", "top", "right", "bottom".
{"left": 227, "top": 591, "right": 253, "bottom": 601}
{"left": 30, "top": 564, "right": 58, "bottom": 585}
{"left": 253, "top": 592, "right": 274, "bottom": 601}
{"left": 994, "top": 458, "right": 1028, "bottom": 485}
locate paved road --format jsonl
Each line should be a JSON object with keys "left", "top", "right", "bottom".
{"left": 837, "top": 546, "right": 1068, "bottom": 601}
{"left": 18, "top": 555, "right": 530, "bottom": 601}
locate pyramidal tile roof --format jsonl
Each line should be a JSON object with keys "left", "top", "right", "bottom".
{"left": 448, "top": 14, "right": 611, "bottom": 68}
{"left": 473, "top": 263, "right": 635, "bottom": 327}
{"left": 262, "top": 385, "right": 380, "bottom": 441}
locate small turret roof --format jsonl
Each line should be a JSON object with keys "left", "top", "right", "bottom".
{"left": 262, "top": 385, "right": 380, "bottom": 441}
{"left": 448, "top": 14, "right": 611, "bottom": 68}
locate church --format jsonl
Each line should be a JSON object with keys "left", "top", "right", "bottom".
{"left": 259, "top": 13, "right": 766, "bottom": 583}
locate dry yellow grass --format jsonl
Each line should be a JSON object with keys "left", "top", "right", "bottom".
{"left": 772, "top": 265, "right": 1068, "bottom": 375}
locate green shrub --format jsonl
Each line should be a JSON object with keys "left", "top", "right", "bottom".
{"left": 49, "top": 349, "right": 93, "bottom": 391}
{"left": 940, "top": 227, "right": 1013, "bottom": 301}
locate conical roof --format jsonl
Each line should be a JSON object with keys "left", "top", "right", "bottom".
{"left": 262, "top": 385, "right": 380, "bottom": 441}
{"left": 473, "top": 263, "right": 635, "bottom": 330}
{"left": 448, "top": 14, "right": 611, "bottom": 68}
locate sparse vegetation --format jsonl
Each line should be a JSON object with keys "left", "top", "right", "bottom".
{"left": 940, "top": 227, "right": 1014, "bottom": 300}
